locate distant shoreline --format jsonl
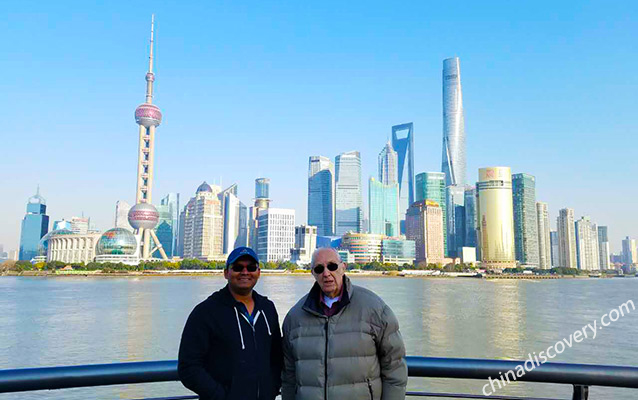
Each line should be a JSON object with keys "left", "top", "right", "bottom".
{"left": 1, "top": 270, "right": 630, "bottom": 280}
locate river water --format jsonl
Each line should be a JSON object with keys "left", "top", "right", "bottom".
{"left": 1, "top": 275, "right": 637, "bottom": 399}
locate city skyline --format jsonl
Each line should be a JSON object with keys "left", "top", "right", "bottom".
{"left": 2, "top": 2, "right": 637, "bottom": 253}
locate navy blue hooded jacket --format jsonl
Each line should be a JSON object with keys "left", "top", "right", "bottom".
{"left": 178, "top": 285, "right": 283, "bottom": 400}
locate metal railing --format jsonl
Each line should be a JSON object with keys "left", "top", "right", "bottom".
{"left": 1, "top": 357, "right": 638, "bottom": 399}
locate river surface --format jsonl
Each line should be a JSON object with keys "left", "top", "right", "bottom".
{"left": 1, "top": 275, "right": 637, "bottom": 399}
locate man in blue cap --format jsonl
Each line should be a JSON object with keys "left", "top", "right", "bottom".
{"left": 178, "top": 246, "right": 283, "bottom": 400}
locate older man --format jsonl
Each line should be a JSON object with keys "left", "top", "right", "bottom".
{"left": 282, "top": 247, "right": 407, "bottom": 400}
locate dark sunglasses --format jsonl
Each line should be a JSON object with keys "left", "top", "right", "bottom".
{"left": 231, "top": 263, "right": 258, "bottom": 273}
{"left": 313, "top": 262, "right": 339, "bottom": 274}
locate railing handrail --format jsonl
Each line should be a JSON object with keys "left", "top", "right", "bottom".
{"left": 1, "top": 356, "right": 638, "bottom": 394}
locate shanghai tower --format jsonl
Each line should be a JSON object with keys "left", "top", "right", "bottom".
{"left": 441, "top": 57, "right": 466, "bottom": 187}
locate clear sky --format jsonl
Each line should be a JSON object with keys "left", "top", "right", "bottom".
{"left": 1, "top": 1, "right": 636, "bottom": 253}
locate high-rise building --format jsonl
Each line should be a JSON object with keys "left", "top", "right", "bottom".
{"left": 557, "top": 208, "right": 577, "bottom": 268}
{"left": 114, "top": 200, "right": 132, "bottom": 230}
{"left": 291, "top": 225, "right": 317, "bottom": 265}
{"left": 221, "top": 184, "right": 248, "bottom": 254}
{"left": 256, "top": 208, "right": 295, "bottom": 263}
{"left": 536, "top": 202, "right": 552, "bottom": 269}
{"left": 378, "top": 141, "right": 398, "bottom": 185}
{"left": 575, "top": 216, "right": 600, "bottom": 271}
{"left": 446, "top": 185, "right": 465, "bottom": 257}
{"left": 182, "top": 182, "right": 224, "bottom": 261}
{"left": 405, "top": 200, "right": 445, "bottom": 266}
{"left": 550, "top": 231, "right": 559, "bottom": 267}
{"left": 597, "top": 226, "right": 611, "bottom": 270}
{"left": 70, "top": 216, "right": 90, "bottom": 235}
{"left": 155, "top": 193, "right": 179, "bottom": 257}
{"left": 476, "top": 167, "right": 516, "bottom": 269}
{"left": 392, "top": 123, "right": 414, "bottom": 233}
{"left": 415, "top": 172, "right": 447, "bottom": 254}
{"left": 177, "top": 197, "right": 195, "bottom": 258}
{"left": 249, "top": 178, "right": 272, "bottom": 249}
{"left": 368, "top": 177, "right": 399, "bottom": 237}
{"left": 512, "top": 173, "right": 539, "bottom": 267}
{"left": 18, "top": 187, "right": 49, "bottom": 261}
{"left": 622, "top": 237, "right": 637, "bottom": 267}
{"left": 335, "top": 151, "right": 362, "bottom": 236}
{"left": 441, "top": 57, "right": 466, "bottom": 187}
{"left": 308, "top": 156, "right": 334, "bottom": 236}
{"left": 128, "top": 16, "right": 167, "bottom": 261}
{"left": 369, "top": 142, "right": 400, "bottom": 237}
{"left": 464, "top": 186, "right": 477, "bottom": 249}
{"left": 255, "top": 178, "right": 270, "bottom": 200}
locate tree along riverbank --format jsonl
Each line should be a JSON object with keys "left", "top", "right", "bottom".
{"left": 1, "top": 260, "right": 629, "bottom": 279}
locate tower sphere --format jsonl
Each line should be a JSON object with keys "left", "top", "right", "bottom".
{"left": 96, "top": 228, "right": 138, "bottom": 256}
{"left": 135, "top": 103, "right": 162, "bottom": 128}
{"left": 128, "top": 202, "right": 159, "bottom": 230}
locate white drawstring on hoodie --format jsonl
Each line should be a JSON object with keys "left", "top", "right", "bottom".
{"left": 234, "top": 307, "right": 245, "bottom": 350}
{"left": 234, "top": 307, "right": 273, "bottom": 351}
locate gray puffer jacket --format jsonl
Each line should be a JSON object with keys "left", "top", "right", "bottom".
{"left": 281, "top": 275, "right": 407, "bottom": 400}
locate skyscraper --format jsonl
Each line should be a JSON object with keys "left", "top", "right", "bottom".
{"left": 536, "top": 202, "right": 552, "bottom": 269}
{"left": 308, "top": 156, "right": 334, "bottom": 236}
{"left": 392, "top": 123, "right": 414, "bottom": 232}
{"left": 182, "top": 182, "right": 224, "bottom": 260}
{"left": 405, "top": 200, "right": 444, "bottom": 265}
{"left": 255, "top": 178, "right": 270, "bottom": 200}
{"left": 249, "top": 178, "right": 271, "bottom": 249}
{"left": 257, "top": 208, "right": 295, "bottom": 262}
{"left": 221, "top": 184, "right": 248, "bottom": 254}
{"left": 156, "top": 193, "right": 179, "bottom": 257}
{"left": 18, "top": 187, "right": 49, "bottom": 261}
{"left": 622, "top": 237, "right": 637, "bottom": 267}
{"left": 369, "top": 142, "right": 400, "bottom": 237}
{"left": 114, "top": 200, "right": 132, "bottom": 230}
{"left": 378, "top": 141, "right": 398, "bottom": 185}
{"left": 550, "top": 231, "right": 559, "bottom": 267}
{"left": 70, "top": 216, "right": 90, "bottom": 235}
{"left": 335, "top": 151, "right": 362, "bottom": 236}
{"left": 415, "top": 172, "right": 447, "bottom": 254}
{"left": 128, "top": 16, "right": 167, "bottom": 261}
{"left": 464, "top": 186, "right": 477, "bottom": 248}
{"left": 557, "top": 208, "right": 577, "bottom": 268}
{"left": 597, "top": 226, "right": 611, "bottom": 270}
{"left": 441, "top": 57, "right": 466, "bottom": 187}
{"left": 476, "top": 167, "right": 516, "bottom": 269}
{"left": 446, "top": 185, "right": 465, "bottom": 257}
{"left": 575, "top": 216, "right": 600, "bottom": 271}
{"left": 512, "top": 173, "right": 539, "bottom": 267}
{"left": 368, "top": 177, "right": 399, "bottom": 237}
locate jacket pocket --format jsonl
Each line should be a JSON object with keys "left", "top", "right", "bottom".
{"left": 366, "top": 378, "right": 373, "bottom": 400}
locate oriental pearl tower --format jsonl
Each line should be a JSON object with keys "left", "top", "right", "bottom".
{"left": 127, "top": 15, "right": 168, "bottom": 261}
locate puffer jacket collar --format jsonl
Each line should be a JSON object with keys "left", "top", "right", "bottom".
{"left": 302, "top": 275, "right": 353, "bottom": 317}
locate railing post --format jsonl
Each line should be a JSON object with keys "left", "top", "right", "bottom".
{"left": 572, "top": 385, "right": 589, "bottom": 400}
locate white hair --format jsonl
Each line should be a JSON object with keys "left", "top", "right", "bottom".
{"left": 311, "top": 247, "right": 342, "bottom": 267}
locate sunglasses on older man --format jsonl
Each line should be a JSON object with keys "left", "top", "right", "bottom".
{"left": 231, "top": 263, "right": 259, "bottom": 273}
{"left": 313, "top": 262, "right": 339, "bottom": 275}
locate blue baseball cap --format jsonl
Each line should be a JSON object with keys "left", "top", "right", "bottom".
{"left": 226, "top": 246, "right": 259, "bottom": 269}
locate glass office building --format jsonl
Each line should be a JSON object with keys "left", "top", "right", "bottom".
{"left": 391, "top": 123, "right": 414, "bottom": 233}
{"left": 368, "top": 178, "right": 399, "bottom": 237}
{"left": 415, "top": 172, "right": 447, "bottom": 255}
{"left": 441, "top": 57, "right": 466, "bottom": 187}
{"left": 335, "top": 151, "right": 362, "bottom": 236}
{"left": 512, "top": 173, "right": 539, "bottom": 267}
{"left": 308, "top": 156, "right": 334, "bottom": 236}
{"left": 19, "top": 188, "right": 49, "bottom": 261}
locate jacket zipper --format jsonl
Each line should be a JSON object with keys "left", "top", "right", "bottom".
{"left": 250, "top": 321, "right": 260, "bottom": 398}
{"left": 324, "top": 319, "right": 329, "bottom": 400}
{"left": 367, "top": 378, "right": 373, "bottom": 400}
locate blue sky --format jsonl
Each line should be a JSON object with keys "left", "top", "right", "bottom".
{"left": 1, "top": 1, "right": 636, "bottom": 252}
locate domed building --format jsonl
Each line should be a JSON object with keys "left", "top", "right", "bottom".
{"left": 47, "top": 229, "right": 102, "bottom": 264}
{"left": 37, "top": 229, "right": 73, "bottom": 260}
{"left": 95, "top": 228, "right": 140, "bottom": 265}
